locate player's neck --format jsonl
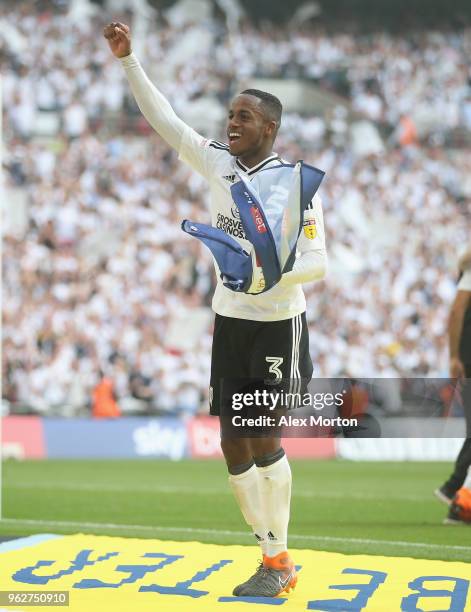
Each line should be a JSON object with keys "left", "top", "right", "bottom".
{"left": 238, "top": 147, "right": 275, "bottom": 170}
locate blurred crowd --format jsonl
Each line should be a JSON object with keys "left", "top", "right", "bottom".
{"left": 2, "top": 1, "right": 470, "bottom": 416}
{"left": 2, "top": 2, "right": 470, "bottom": 141}
{"left": 228, "top": 27, "right": 471, "bottom": 135}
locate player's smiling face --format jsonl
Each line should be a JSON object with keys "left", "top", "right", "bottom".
{"left": 227, "top": 95, "right": 275, "bottom": 160}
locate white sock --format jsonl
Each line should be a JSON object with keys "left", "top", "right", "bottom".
{"left": 257, "top": 454, "right": 292, "bottom": 558}
{"left": 228, "top": 464, "right": 267, "bottom": 555}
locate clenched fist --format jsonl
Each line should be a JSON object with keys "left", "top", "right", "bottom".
{"left": 103, "top": 22, "right": 131, "bottom": 58}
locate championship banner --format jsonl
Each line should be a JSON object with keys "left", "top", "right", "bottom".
{"left": 182, "top": 162, "right": 324, "bottom": 295}
{"left": 0, "top": 534, "right": 469, "bottom": 611}
{"left": 233, "top": 162, "right": 324, "bottom": 278}
{"left": 230, "top": 162, "right": 324, "bottom": 294}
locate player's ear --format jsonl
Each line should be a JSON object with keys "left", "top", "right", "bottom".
{"left": 265, "top": 120, "right": 277, "bottom": 139}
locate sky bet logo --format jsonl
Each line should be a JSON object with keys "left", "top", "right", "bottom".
{"left": 243, "top": 189, "right": 253, "bottom": 204}
{"left": 250, "top": 206, "right": 267, "bottom": 234}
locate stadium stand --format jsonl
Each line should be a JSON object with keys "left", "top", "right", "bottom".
{"left": 1, "top": 0, "right": 470, "bottom": 416}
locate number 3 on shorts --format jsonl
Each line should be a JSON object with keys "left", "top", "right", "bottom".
{"left": 266, "top": 356, "right": 284, "bottom": 380}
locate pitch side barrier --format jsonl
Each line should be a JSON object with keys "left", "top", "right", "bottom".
{"left": 219, "top": 377, "right": 470, "bottom": 439}
{"left": 0, "top": 378, "right": 468, "bottom": 460}
{"left": 0, "top": 415, "right": 335, "bottom": 460}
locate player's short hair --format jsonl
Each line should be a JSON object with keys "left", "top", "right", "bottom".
{"left": 240, "top": 88, "right": 282, "bottom": 130}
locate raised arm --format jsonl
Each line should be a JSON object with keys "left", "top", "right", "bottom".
{"left": 103, "top": 22, "right": 188, "bottom": 151}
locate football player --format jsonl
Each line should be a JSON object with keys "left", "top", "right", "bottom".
{"left": 104, "top": 22, "right": 327, "bottom": 596}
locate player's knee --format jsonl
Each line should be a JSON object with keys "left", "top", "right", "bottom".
{"left": 250, "top": 438, "right": 283, "bottom": 465}
{"left": 220, "top": 437, "right": 252, "bottom": 471}
{"left": 253, "top": 446, "right": 285, "bottom": 467}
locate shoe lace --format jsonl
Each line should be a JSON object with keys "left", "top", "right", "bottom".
{"left": 255, "top": 560, "right": 270, "bottom": 578}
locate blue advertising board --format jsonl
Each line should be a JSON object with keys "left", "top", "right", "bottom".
{"left": 43, "top": 418, "right": 188, "bottom": 460}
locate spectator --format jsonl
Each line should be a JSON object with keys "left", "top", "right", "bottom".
{"left": 92, "top": 372, "right": 121, "bottom": 419}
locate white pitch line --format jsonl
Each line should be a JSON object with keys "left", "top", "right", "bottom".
{"left": 1, "top": 518, "right": 470, "bottom": 553}
{"left": 2, "top": 481, "right": 429, "bottom": 502}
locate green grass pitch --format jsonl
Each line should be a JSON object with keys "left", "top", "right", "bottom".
{"left": 1, "top": 459, "right": 469, "bottom": 563}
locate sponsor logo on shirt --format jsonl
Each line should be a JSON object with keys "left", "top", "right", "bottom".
{"left": 231, "top": 204, "right": 240, "bottom": 219}
{"left": 216, "top": 213, "right": 246, "bottom": 239}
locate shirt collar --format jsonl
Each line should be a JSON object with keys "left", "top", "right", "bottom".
{"left": 235, "top": 153, "right": 280, "bottom": 176}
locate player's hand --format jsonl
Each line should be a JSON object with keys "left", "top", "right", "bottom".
{"left": 450, "top": 357, "right": 465, "bottom": 379}
{"left": 103, "top": 22, "right": 131, "bottom": 58}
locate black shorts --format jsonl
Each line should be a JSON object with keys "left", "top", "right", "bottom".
{"left": 209, "top": 312, "right": 313, "bottom": 416}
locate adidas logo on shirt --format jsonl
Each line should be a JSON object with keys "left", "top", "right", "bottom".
{"left": 222, "top": 174, "right": 237, "bottom": 183}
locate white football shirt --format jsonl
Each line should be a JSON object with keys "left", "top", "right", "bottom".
{"left": 121, "top": 53, "right": 327, "bottom": 322}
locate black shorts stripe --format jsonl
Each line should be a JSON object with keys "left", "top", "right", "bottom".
{"left": 288, "top": 314, "right": 302, "bottom": 404}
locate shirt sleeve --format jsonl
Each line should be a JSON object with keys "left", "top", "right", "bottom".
{"left": 120, "top": 52, "right": 221, "bottom": 179}
{"left": 178, "top": 128, "right": 227, "bottom": 180}
{"left": 458, "top": 269, "right": 471, "bottom": 291}
{"left": 278, "top": 193, "right": 327, "bottom": 287}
